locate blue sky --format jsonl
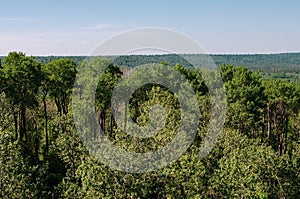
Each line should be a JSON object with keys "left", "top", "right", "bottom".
{"left": 1, "top": 0, "right": 300, "bottom": 55}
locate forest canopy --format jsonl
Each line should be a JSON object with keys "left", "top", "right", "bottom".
{"left": 0, "top": 51, "right": 299, "bottom": 198}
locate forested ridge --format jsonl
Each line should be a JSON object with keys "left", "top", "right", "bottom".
{"left": 2, "top": 53, "right": 298, "bottom": 83}
{"left": 2, "top": 52, "right": 299, "bottom": 78}
{"left": 0, "top": 51, "right": 299, "bottom": 198}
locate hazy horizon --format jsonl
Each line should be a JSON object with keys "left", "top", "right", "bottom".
{"left": 2, "top": 51, "right": 300, "bottom": 57}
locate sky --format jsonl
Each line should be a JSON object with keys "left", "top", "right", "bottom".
{"left": 1, "top": 0, "right": 300, "bottom": 55}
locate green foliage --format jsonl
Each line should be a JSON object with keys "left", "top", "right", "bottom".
{"left": 221, "top": 65, "right": 266, "bottom": 136}
{"left": 1, "top": 52, "right": 42, "bottom": 108}
{"left": 0, "top": 131, "right": 33, "bottom": 198}
{"left": 0, "top": 51, "right": 42, "bottom": 141}
{"left": 44, "top": 58, "right": 76, "bottom": 115}
{"left": 209, "top": 130, "right": 286, "bottom": 198}
{"left": 262, "top": 79, "right": 300, "bottom": 155}
{"left": 0, "top": 51, "right": 299, "bottom": 198}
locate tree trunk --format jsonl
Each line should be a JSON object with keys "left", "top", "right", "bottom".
{"left": 279, "top": 102, "right": 287, "bottom": 155}
{"left": 273, "top": 105, "right": 277, "bottom": 151}
{"left": 262, "top": 111, "right": 265, "bottom": 143}
{"left": 55, "top": 97, "right": 62, "bottom": 116}
{"left": 100, "top": 111, "right": 106, "bottom": 134}
{"left": 43, "top": 94, "right": 49, "bottom": 153}
{"left": 284, "top": 114, "right": 288, "bottom": 154}
{"left": 62, "top": 94, "right": 68, "bottom": 115}
{"left": 267, "top": 103, "right": 271, "bottom": 145}
{"left": 12, "top": 105, "right": 18, "bottom": 140}
{"left": 110, "top": 110, "right": 114, "bottom": 137}
{"left": 19, "top": 105, "right": 26, "bottom": 140}
{"left": 124, "top": 103, "right": 127, "bottom": 132}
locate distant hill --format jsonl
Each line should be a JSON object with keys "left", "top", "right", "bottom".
{"left": 110, "top": 53, "right": 300, "bottom": 83}
{"left": 111, "top": 53, "right": 300, "bottom": 72}
{"left": 1, "top": 53, "right": 299, "bottom": 83}
{"left": 211, "top": 53, "right": 300, "bottom": 72}
{"left": 2, "top": 53, "right": 300, "bottom": 71}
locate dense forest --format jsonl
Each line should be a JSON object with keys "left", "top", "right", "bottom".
{"left": 0, "top": 51, "right": 299, "bottom": 198}
{"left": 2, "top": 53, "right": 298, "bottom": 83}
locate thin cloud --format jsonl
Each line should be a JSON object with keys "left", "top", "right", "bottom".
{"left": 0, "top": 17, "right": 44, "bottom": 22}
{"left": 81, "top": 24, "right": 114, "bottom": 30}
{"left": 0, "top": 18, "right": 19, "bottom": 21}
